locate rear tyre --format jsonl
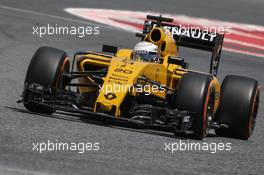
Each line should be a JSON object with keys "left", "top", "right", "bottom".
{"left": 215, "top": 75, "right": 260, "bottom": 140}
{"left": 175, "top": 72, "right": 215, "bottom": 139}
{"left": 23, "top": 46, "right": 70, "bottom": 115}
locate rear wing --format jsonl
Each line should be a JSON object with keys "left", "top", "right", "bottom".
{"left": 141, "top": 15, "right": 224, "bottom": 76}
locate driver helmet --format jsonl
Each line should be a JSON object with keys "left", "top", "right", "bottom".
{"left": 133, "top": 41, "right": 160, "bottom": 63}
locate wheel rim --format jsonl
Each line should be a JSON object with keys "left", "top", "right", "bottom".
{"left": 202, "top": 84, "right": 215, "bottom": 137}
{"left": 248, "top": 87, "right": 260, "bottom": 135}
{"left": 55, "top": 57, "right": 70, "bottom": 89}
{"left": 206, "top": 93, "right": 215, "bottom": 133}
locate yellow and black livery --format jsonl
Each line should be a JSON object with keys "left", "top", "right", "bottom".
{"left": 19, "top": 15, "right": 260, "bottom": 140}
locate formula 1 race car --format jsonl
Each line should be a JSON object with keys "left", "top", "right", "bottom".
{"left": 18, "top": 15, "right": 260, "bottom": 140}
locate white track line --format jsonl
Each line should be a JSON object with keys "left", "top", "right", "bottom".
{"left": 222, "top": 47, "right": 264, "bottom": 58}
{"left": 224, "top": 38, "right": 264, "bottom": 50}
{"left": 0, "top": 5, "right": 118, "bottom": 30}
{"left": 0, "top": 165, "right": 52, "bottom": 175}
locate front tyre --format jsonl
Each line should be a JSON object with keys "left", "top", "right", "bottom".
{"left": 23, "top": 46, "right": 70, "bottom": 115}
{"left": 175, "top": 72, "right": 215, "bottom": 139}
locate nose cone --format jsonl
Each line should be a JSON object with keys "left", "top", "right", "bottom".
{"left": 94, "top": 57, "right": 147, "bottom": 116}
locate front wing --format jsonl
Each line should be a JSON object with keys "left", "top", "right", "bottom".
{"left": 18, "top": 83, "right": 198, "bottom": 135}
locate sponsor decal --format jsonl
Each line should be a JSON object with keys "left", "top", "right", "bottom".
{"left": 151, "top": 22, "right": 217, "bottom": 42}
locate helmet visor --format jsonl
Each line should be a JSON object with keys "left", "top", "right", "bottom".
{"left": 134, "top": 51, "right": 159, "bottom": 62}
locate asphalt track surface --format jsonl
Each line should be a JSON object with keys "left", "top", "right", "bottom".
{"left": 0, "top": 0, "right": 264, "bottom": 174}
